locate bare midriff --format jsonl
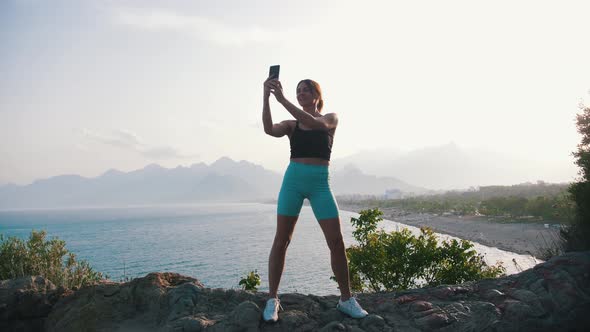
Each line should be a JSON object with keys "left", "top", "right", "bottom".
{"left": 290, "top": 157, "right": 329, "bottom": 166}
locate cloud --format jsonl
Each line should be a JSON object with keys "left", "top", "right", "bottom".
{"left": 111, "top": 7, "right": 279, "bottom": 46}
{"left": 142, "top": 146, "right": 196, "bottom": 160}
{"left": 78, "top": 128, "right": 198, "bottom": 160}
{"left": 82, "top": 129, "right": 142, "bottom": 149}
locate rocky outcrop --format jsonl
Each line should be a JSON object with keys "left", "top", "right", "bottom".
{"left": 1, "top": 252, "right": 589, "bottom": 331}
{"left": 0, "top": 276, "right": 71, "bottom": 332}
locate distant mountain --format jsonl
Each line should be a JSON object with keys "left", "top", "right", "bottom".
{"left": 332, "top": 143, "right": 570, "bottom": 190}
{"left": 0, "top": 157, "right": 425, "bottom": 209}
{"left": 0, "top": 158, "right": 283, "bottom": 209}
{"left": 330, "top": 164, "right": 427, "bottom": 195}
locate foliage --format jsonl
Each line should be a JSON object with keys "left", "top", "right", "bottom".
{"left": 239, "top": 270, "right": 261, "bottom": 291}
{"left": 344, "top": 209, "right": 505, "bottom": 292}
{"left": 533, "top": 230, "right": 566, "bottom": 261}
{"left": 0, "top": 230, "right": 105, "bottom": 289}
{"left": 563, "top": 103, "right": 590, "bottom": 251}
{"left": 479, "top": 196, "right": 528, "bottom": 217}
{"left": 340, "top": 182, "right": 575, "bottom": 223}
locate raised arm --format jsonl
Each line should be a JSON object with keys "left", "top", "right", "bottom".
{"left": 279, "top": 98, "right": 338, "bottom": 130}
{"left": 268, "top": 79, "right": 338, "bottom": 130}
{"left": 263, "top": 78, "right": 293, "bottom": 138}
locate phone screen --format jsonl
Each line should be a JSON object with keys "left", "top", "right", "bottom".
{"left": 269, "top": 65, "right": 280, "bottom": 79}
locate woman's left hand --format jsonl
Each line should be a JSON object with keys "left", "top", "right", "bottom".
{"left": 268, "top": 79, "right": 286, "bottom": 103}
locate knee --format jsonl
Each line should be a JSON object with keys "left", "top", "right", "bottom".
{"left": 274, "top": 235, "right": 292, "bottom": 250}
{"left": 327, "top": 236, "right": 345, "bottom": 252}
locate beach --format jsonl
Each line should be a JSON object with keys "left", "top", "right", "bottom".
{"left": 338, "top": 203, "right": 562, "bottom": 259}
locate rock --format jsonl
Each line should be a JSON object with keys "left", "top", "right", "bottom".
{"left": 359, "top": 314, "right": 392, "bottom": 332}
{"left": 0, "top": 276, "right": 57, "bottom": 319}
{"left": 528, "top": 278, "right": 549, "bottom": 298}
{"left": 374, "top": 301, "right": 396, "bottom": 313}
{"left": 409, "top": 300, "right": 433, "bottom": 312}
{"left": 482, "top": 289, "right": 505, "bottom": 300}
{"left": 414, "top": 312, "right": 452, "bottom": 330}
{"left": 227, "top": 301, "right": 261, "bottom": 330}
{"left": 349, "top": 327, "right": 366, "bottom": 332}
{"left": 502, "top": 300, "right": 545, "bottom": 321}
{"left": 176, "top": 316, "right": 209, "bottom": 332}
{"left": 442, "top": 301, "right": 500, "bottom": 331}
{"left": 279, "top": 292, "right": 322, "bottom": 313}
{"left": 166, "top": 283, "right": 203, "bottom": 322}
{"left": 1, "top": 252, "right": 589, "bottom": 331}
{"left": 509, "top": 289, "right": 538, "bottom": 303}
{"left": 320, "top": 320, "right": 347, "bottom": 331}
{"left": 44, "top": 272, "right": 203, "bottom": 332}
{"left": 0, "top": 276, "right": 65, "bottom": 332}
{"left": 280, "top": 309, "right": 317, "bottom": 331}
{"left": 319, "top": 308, "right": 344, "bottom": 325}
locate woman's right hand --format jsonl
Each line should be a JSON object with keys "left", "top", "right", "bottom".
{"left": 263, "top": 77, "right": 272, "bottom": 98}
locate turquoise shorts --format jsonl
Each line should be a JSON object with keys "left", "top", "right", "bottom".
{"left": 277, "top": 161, "right": 340, "bottom": 221}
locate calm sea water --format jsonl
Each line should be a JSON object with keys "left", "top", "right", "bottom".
{"left": 0, "top": 203, "right": 538, "bottom": 295}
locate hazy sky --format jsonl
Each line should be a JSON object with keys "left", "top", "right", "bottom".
{"left": 1, "top": 0, "right": 588, "bottom": 185}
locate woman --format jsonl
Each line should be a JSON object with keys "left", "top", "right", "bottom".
{"left": 261, "top": 76, "right": 368, "bottom": 322}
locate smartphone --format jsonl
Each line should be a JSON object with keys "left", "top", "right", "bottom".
{"left": 269, "top": 65, "right": 280, "bottom": 80}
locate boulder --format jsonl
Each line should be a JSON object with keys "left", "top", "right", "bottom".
{"left": 0, "top": 251, "right": 588, "bottom": 331}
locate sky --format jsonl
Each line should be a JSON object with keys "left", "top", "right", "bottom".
{"left": 1, "top": 0, "right": 589, "bottom": 186}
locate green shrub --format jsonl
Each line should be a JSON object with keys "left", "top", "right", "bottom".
{"left": 239, "top": 269, "right": 261, "bottom": 291}
{"left": 344, "top": 208, "right": 505, "bottom": 292}
{"left": 0, "top": 230, "right": 105, "bottom": 289}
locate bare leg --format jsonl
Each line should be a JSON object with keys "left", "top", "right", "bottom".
{"left": 268, "top": 214, "right": 298, "bottom": 298}
{"left": 319, "top": 217, "right": 352, "bottom": 301}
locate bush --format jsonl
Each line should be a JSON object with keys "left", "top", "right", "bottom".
{"left": 0, "top": 230, "right": 105, "bottom": 289}
{"left": 344, "top": 209, "right": 505, "bottom": 292}
{"left": 239, "top": 270, "right": 261, "bottom": 291}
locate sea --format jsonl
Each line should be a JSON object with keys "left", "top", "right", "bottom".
{"left": 0, "top": 202, "right": 539, "bottom": 296}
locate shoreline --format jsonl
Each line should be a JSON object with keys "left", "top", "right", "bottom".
{"left": 338, "top": 204, "right": 561, "bottom": 259}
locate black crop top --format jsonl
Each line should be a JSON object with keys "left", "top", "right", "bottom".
{"left": 289, "top": 121, "right": 334, "bottom": 160}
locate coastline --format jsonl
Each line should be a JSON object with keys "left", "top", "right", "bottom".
{"left": 338, "top": 203, "right": 561, "bottom": 259}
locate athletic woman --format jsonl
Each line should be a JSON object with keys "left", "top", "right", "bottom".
{"left": 261, "top": 76, "right": 368, "bottom": 322}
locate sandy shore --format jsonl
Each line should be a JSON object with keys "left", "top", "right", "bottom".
{"left": 338, "top": 203, "right": 562, "bottom": 259}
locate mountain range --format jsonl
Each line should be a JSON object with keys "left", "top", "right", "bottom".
{"left": 331, "top": 142, "right": 574, "bottom": 190}
{"left": 1, "top": 143, "right": 573, "bottom": 209}
{"left": 0, "top": 157, "right": 423, "bottom": 209}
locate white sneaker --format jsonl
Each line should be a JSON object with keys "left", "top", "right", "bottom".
{"left": 337, "top": 297, "right": 368, "bottom": 319}
{"left": 263, "top": 298, "right": 283, "bottom": 322}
